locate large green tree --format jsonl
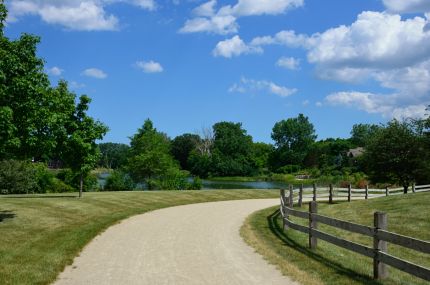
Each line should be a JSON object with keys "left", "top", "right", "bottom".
{"left": 210, "top": 122, "right": 256, "bottom": 176}
{"left": 270, "top": 114, "right": 317, "bottom": 171}
{"left": 0, "top": 10, "right": 54, "bottom": 160}
{"left": 61, "top": 91, "right": 108, "bottom": 197}
{"left": 350, "top": 123, "right": 381, "bottom": 147}
{"left": 127, "top": 119, "right": 179, "bottom": 189}
{"left": 187, "top": 122, "right": 257, "bottom": 177}
{"left": 1, "top": 3, "right": 108, "bottom": 195}
{"left": 171, "top": 133, "right": 201, "bottom": 170}
{"left": 304, "top": 138, "right": 353, "bottom": 171}
{"left": 363, "top": 120, "right": 429, "bottom": 192}
{"left": 252, "top": 142, "right": 273, "bottom": 171}
{"left": 98, "top": 142, "right": 129, "bottom": 169}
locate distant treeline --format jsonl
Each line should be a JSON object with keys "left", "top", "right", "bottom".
{"left": 97, "top": 113, "right": 430, "bottom": 191}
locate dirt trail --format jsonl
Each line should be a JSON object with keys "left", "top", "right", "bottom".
{"left": 54, "top": 199, "right": 298, "bottom": 285}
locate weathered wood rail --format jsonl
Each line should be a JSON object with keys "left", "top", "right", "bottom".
{"left": 286, "top": 183, "right": 430, "bottom": 206}
{"left": 279, "top": 188, "right": 430, "bottom": 281}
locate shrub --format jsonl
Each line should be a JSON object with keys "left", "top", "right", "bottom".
{"left": 0, "top": 160, "right": 38, "bottom": 194}
{"left": 277, "top": 164, "right": 300, "bottom": 174}
{"left": 188, "top": 177, "right": 202, "bottom": 190}
{"left": 46, "top": 178, "right": 74, "bottom": 193}
{"left": 104, "top": 170, "right": 135, "bottom": 191}
{"left": 56, "top": 168, "right": 99, "bottom": 192}
{"left": 147, "top": 169, "right": 201, "bottom": 190}
{"left": 153, "top": 169, "right": 189, "bottom": 190}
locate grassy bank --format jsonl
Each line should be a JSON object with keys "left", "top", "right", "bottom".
{"left": 241, "top": 192, "right": 430, "bottom": 285}
{"left": 0, "top": 190, "right": 278, "bottom": 285}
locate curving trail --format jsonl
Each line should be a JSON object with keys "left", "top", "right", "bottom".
{"left": 54, "top": 199, "right": 298, "bottom": 285}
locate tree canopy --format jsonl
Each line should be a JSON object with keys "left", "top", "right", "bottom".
{"left": 363, "top": 120, "right": 429, "bottom": 192}
{"left": 98, "top": 142, "right": 130, "bottom": 169}
{"left": 171, "top": 133, "right": 201, "bottom": 170}
{"left": 211, "top": 122, "right": 256, "bottom": 176}
{"left": 127, "top": 119, "right": 179, "bottom": 188}
{"left": 270, "top": 114, "right": 317, "bottom": 171}
{"left": 188, "top": 122, "right": 257, "bottom": 177}
{"left": 350, "top": 123, "right": 381, "bottom": 147}
{"left": 0, "top": 3, "right": 108, "bottom": 195}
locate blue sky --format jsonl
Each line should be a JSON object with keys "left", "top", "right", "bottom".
{"left": 4, "top": 0, "right": 430, "bottom": 144}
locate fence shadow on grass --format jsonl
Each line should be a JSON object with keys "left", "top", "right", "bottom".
{"left": 266, "top": 209, "right": 382, "bottom": 285}
{"left": 0, "top": 210, "right": 15, "bottom": 222}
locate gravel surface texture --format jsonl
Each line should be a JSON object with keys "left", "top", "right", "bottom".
{"left": 54, "top": 199, "right": 298, "bottom": 285}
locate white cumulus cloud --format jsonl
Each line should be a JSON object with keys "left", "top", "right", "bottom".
{"left": 228, "top": 0, "right": 304, "bottom": 17}
{"left": 180, "top": 0, "right": 303, "bottom": 35}
{"left": 213, "top": 35, "right": 262, "bottom": 58}
{"left": 276, "top": 57, "right": 300, "bottom": 70}
{"left": 250, "top": 30, "right": 312, "bottom": 48}
{"left": 136, "top": 60, "right": 164, "bottom": 73}
{"left": 382, "top": 0, "right": 430, "bottom": 14}
{"left": 229, "top": 77, "right": 297, "bottom": 97}
{"left": 306, "top": 12, "right": 430, "bottom": 70}
{"left": 47, "top": 66, "right": 64, "bottom": 76}
{"left": 132, "top": 0, "right": 156, "bottom": 11}
{"left": 70, "top": 81, "right": 86, "bottom": 89}
{"left": 179, "top": 15, "right": 238, "bottom": 35}
{"left": 325, "top": 91, "right": 427, "bottom": 119}
{"left": 7, "top": 0, "right": 156, "bottom": 31}
{"left": 82, "top": 68, "right": 107, "bottom": 79}
{"left": 249, "top": 11, "right": 430, "bottom": 118}
{"left": 192, "top": 0, "right": 217, "bottom": 17}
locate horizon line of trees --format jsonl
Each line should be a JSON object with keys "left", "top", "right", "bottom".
{"left": 98, "top": 112, "right": 430, "bottom": 192}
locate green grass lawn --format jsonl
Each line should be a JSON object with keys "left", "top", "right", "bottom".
{"left": 241, "top": 192, "right": 430, "bottom": 285}
{"left": 0, "top": 189, "right": 278, "bottom": 285}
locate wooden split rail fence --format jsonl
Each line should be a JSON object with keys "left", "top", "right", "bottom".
{"left": 279, "top": 186, "right": 430, "bottom": 281}
{"left": 284, "top": 183, "right": 430, "bottom": 206}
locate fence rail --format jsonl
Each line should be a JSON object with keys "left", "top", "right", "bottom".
{"left": 279, "top": 187, "right": 430, "bottom": 281}
{"left": 285, "top": 183, "right": 430, "bottom": 205}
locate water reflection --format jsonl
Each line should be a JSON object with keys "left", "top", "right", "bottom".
{"left": 201, "top": 179, "right": 288, "bottom": 190}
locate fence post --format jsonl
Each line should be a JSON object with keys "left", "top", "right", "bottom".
{"left": 348, "top": 184, "right": 352, "bottom": 202}
{"left": 280, "top": 188, "right": 285, "bottom": 204}
{"left": 309, "top": 201, "right": 318, "bottom": 249}
{"left": 365, "top": 184, "right": 369, "bottom": 200}
{"left": 280, "top": 189, "right": 288, "bottom": 230}
{"left": 329, "top": 184, "right": 333, "bottom": 204}
{"left": 298, "top": 184, "right": 303, "bottom": 207}
{"left": 374, "top": 212, "right": 388, "bottom": 279}
{"left": 385, "top": 186, "right": 389, "bottom": 196}
{"left": 289, "top": 185, "right": 294, "bottom": 208}
{"left": 412, "top": 183, "right": 416, "bottom": 193}
{"left": 313, "top": 183, "right": 317, "bottom": 202}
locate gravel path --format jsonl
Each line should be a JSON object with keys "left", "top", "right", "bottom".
{"left": 54, "top": 199, "right": 298, "bottom": 285}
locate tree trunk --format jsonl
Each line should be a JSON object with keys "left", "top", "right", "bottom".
{"left": 403, "top": 184, "right": 408, "bottom": 194}
{"left": 79, "top": 173, "right": 83, "bottom": 198}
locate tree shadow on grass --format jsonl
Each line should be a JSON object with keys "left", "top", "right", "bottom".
{"left": 266, "top": 209, "right": 382, "bottom": 285}
{"left": 0, "top": 210, "right": 15, "bottom": 222}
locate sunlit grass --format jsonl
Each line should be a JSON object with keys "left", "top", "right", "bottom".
{"left": 0, "top": 190, "right": 278, "bottom": 285}
{"left": 241, "top": 192, "right": 430, "bottom": 285}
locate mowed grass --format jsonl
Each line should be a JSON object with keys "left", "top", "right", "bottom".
{"left": 0, "top": 189, "right": 278, "bottom": 285}
{"left": 241, "top": 192, "right": 430, "bottom": 285}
